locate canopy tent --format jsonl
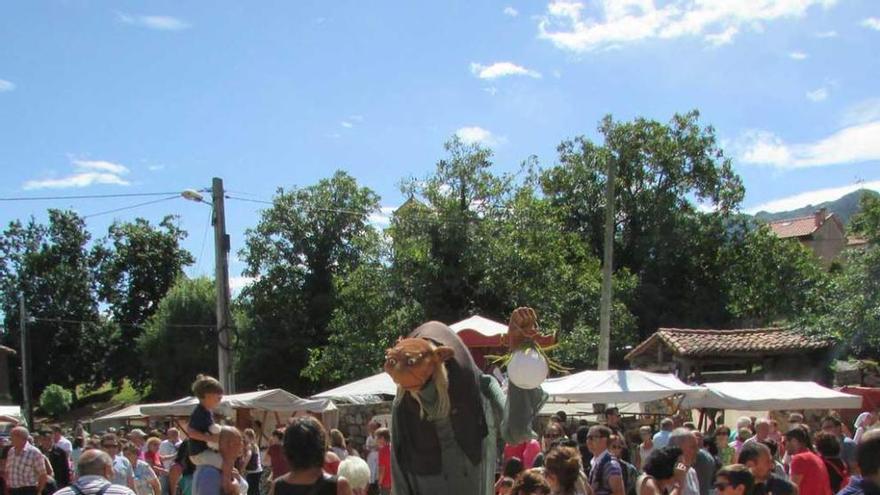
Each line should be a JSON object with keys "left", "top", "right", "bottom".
{"left": 141, "top": 389, "right": 335, "bottom": 417}
{"left": 89, "top": 402, "right": 171, "bottom": 431}
{"left": 140, "top": 389, "right": 338, "bottom": 437}
{"left": 312, "top": 372, "right": 397, "bottom": 405}
{"left": 451, "top": 315, "right": 555, "bottom": 348}
{"left": 542, "top": 369, "right": 702, "bottom": 404}
{"left": 0, "top": 405, "right": 23, "bottom": 423}
{"left": 681, "top": 381, "right": 864, "bottom": 411}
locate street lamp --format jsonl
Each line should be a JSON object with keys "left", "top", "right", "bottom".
{"left": 181, "top": 182, "right": 234, "bottom": 393}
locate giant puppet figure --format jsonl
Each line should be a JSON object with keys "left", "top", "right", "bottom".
{"left": 384, "top": 307, "right": 548, "bottom": 495}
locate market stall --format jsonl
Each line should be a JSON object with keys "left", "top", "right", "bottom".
{"left": 543, "top": 369, "right": 702, "bottom": 404}
{"left": 140, "top": 388, "right": 338, "bottom": 444}
{"left": 311, "top": 372, "right": 397, "bottom": 405}
{"left": 681, "top": 381, "right": 864, "bottom": 410}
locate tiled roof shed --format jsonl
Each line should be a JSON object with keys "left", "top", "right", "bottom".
{"left": 625, "top": 328, "right": 833, "bottom": 361}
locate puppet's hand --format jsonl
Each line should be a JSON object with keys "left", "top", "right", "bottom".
{"left": 507, "top": 307, "right": 539, "bottom": 350}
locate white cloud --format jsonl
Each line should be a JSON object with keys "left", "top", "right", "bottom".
{"left": 738, "top": 120, "right": 880, "bottom": 168}
{"left": 23, "top": 159, "right": 130, "bottom": 190}
{"left": 705, "top": 26, "right": 738, "bottom": 46}
{"left": 341, "top": 121, "right": 354, "bottom": 128}
{"left": 0, "top": 79, "right": 14, "bottom": 92}
{"left": 746, "top": 180, "right": 880, "bottom": 213}
{"left": 841, "top": 98, "right": 880, "bottom": 126}
{"left": 470, "top": 62, "right": 542, "bottom": 80}
{"left": 483, "top": 86, "right": 499, "bottom": 96}
{"left": 806, "top": 87, "right": 828, "bottom": 102}
{"left": 862, "top": 17, "right": 880, "bottom": 31}
{"left": 229, "top": 276, "right": 257, "bottom": 294}
{"left": 117, "top": 12, "right": 190, "bottom": 31}
{"left": 789, "top": 51, "right": 808, "bottom": 60}
{"left": 536, "top": 0, "right": 837, "bottom": 52}
{"left": 368, "top": 206, "right": 397, "bottom": 226}
{"left": 504, "top": 6, "right": 519, "bottom": 17}
{"left": 815, "top": 30, "right": 837, "bottom": 38}
{"left": 456, "top": 126, "right": 502, "bottom": 146}
{"left": 148, "top": 164, "right": 165, "bottom": 172}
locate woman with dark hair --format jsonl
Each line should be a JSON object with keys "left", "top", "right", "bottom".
{"left": 636, "top": 446, "right": 687, "bottom": 495}
{"left": 270, "top": 417, "right": 352, "bottom": 495}
{"left": 169, "top": 440, "right": 196, "bottom": 495}
{"left": 496, "top": 457, "right": 525, "bottom": 495}
{"left": 784, "top": 426, "right": 831, "bottom": 495}
{"left": 542, "top": 446, "right": 588, "bottom": 495}
{"left": 813, "top": 432, "right": 849, "bottom": 493}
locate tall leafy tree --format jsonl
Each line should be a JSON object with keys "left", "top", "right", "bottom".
{"left": 237, "top": 171, "right": 380, "bottom": 393}
{"left": 391, "top": 137, "right": 512, "bottom": 323}
{"left": 541, "top": 111, "right": 745, "bottom": 338}
{"left": 0, "top": 210, "right": 110, "bottom": 395}
{"left": 138, "top": 277, "right": 217, "bottom": 400}
{"left": 92, "top": 216, "right": 194, "bottom": 387}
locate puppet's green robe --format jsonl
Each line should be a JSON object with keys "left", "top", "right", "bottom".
{"left": 390, "top": 377, "right": 546, "bottom": 495}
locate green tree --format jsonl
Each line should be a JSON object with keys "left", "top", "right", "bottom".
{"left": 391, "top": 137, "right": 513, "bottom": 323}
{"left": 849, "top": 192, "right": 880, "bottom": 243}
{"left": 39, "top": 384, "right": 73, "bottom": 417}
{"left": 540, "top": 111, "right": 745, "bottom": 338}
{"left": 237, "top": 171, "right": 380, "bottom": 393}
{"left": 0, "top": 210, "right": 110, "bottom": 395}
{"left": 722, "top": 224, "right": 830, "bottom": 325}
{"left": 92, "top": 216, "right": 193, "bottom": 388}
{"left": 138, "top": 277, "right": 217, "bottom": 400}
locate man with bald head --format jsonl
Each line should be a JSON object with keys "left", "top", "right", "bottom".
{"left": 52, "top": 450, "right": 136, "bottom": 495}
{"left": 5, "top": 427, "right": 47, "bottom": 495}
{"left": 192, "top": 426, "right": 244, "bottom": 495}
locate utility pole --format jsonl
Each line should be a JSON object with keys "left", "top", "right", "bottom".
{"left": 212, "top": 178, "right": 235, "bottom": 393}
{"left": 19, "top": 294, "right": 33, "bottom": 427}
{"left": 597, "top": 154, "right": 616, "bottom": 370}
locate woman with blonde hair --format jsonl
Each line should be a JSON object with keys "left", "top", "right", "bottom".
{"left": 329, "top": 429, "right": 348, "bottom": 460}
{"left": 242, "top": 428, "right": 263, "bottom": 495}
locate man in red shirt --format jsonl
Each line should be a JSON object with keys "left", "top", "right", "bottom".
{"left": 785, "top": 426, "right": 831, "bottom": 495}
{"left": 376, "top": 428, "right": 391, "bottom": 495}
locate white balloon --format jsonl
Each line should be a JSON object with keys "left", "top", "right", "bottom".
{"left": 507, "top": 347, "right": 549, "bottom": 390}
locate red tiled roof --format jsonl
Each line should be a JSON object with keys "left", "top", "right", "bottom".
{"left": 625, "top": 327, "right": 832, "bottom": 361}
{"left": 768, "top": 215, "right": 821, "bottom": 238}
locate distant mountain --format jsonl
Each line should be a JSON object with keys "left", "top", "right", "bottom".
{"left": 753, "top": 189, "right": 879, "bottom": 225}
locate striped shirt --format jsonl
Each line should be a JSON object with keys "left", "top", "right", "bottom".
{"left": 5, "top": 442, "right": 47, "bottom": 488}
{"left": 52, "top": 475, "right": 137, "bottom": 495}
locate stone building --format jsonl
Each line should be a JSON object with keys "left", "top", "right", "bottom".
{"left": 767, "top": 208, "right": 846, "bottom": 267}
{"left": 625, "top": 327, "right": 834, "bottom": 384}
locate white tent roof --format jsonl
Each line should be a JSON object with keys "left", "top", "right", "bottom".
{"left": 542, "top": 369, "right": 702, "bottom": 403}
{"left": 312, "top": 373, "right": 397, "bottom": 404}
{"left": 449, "top": 315, "right": 507, "bottom": 337}
{"left": 93, "top": 404, "right": 151, "bottom": 421}
{"left": 681, "top": 381, "right": 864, "bottom": 411}
{"left": 140, "top": 389, "right": 336, "bottom": 417}
{"left": 0, "top": 405, "right": 22, "bottom": 422}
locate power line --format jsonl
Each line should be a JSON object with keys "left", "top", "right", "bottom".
{"left": 32, "top": 316, "right": 216, "bottom": 330}
{"left": 0, "top": 191, "right": 186, "bottom": 202}
{"left": 83, "top": 196, "right": 180, "bottom": 219}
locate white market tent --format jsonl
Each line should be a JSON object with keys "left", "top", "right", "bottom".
{"left": 312, "top": 372, "right": 397, "bottom": 405}
{"left": 681, "top": 381, "right": 864, "bottom": 411}
{"left": 0, "top": 405, "right": 23, "bottom": 423}
{"left": 140, "top": 389, "right": 335, "bottom": 417}
{"left": 542, "top": 369, "right": 702, "bottom": 404}
{"left": 449, "top": 315, "right": 508, "bottom": 337}
{"left": 140, "top": 389, "right": 338, "bottom": 435}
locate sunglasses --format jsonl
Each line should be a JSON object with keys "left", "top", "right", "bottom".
{"left": 713, "top": 483, "right": 731, "bottom": 491}
{"left": 102, "top": 444, "right": 118, "bottom": 449}
{"left": 586, "top": 435, "right": 607, "bottom": 440}
{"left": 545, "top": 433, "right": 562, "bottom": 439}
{"left": 610, "top": 444, "right": 623, "bottom": 450}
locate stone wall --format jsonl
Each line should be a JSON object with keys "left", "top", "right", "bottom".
{"left": 336, "top": 402, "right": 392, "bottom": 454}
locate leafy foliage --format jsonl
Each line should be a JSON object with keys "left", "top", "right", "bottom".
{"left": 39, "top": 384, "right": 73, "bottom": 417}
{"left": 138, "top": 277, "right": 218, "bottom": 400}
{"left": 237, "top": 171, "right": 381, "bottom": 393}
{"left": 93, "top": 216, "right": 193, "bottom": 388}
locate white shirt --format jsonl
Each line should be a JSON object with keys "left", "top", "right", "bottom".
{"left": 158, "top": 440, "right": 180, "bottom": 471}
{"left": 55, "top": 436, "right": 73, "bottom": 456}
{"left": 53, "top": 475, "right": 136, "bottom": 495}
{"left": 683, "top": 468, "right": 700, "bottom": 495}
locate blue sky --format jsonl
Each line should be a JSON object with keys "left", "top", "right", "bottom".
{"left": 1, "top": 0, "right": 879, "bottom": 285}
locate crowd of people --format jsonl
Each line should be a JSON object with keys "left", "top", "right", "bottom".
{"left": 4, "top": 375, "right": 880, "bottom": 495}
{"left": 494, "top": 408, "right": 880, "bottom": 495}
